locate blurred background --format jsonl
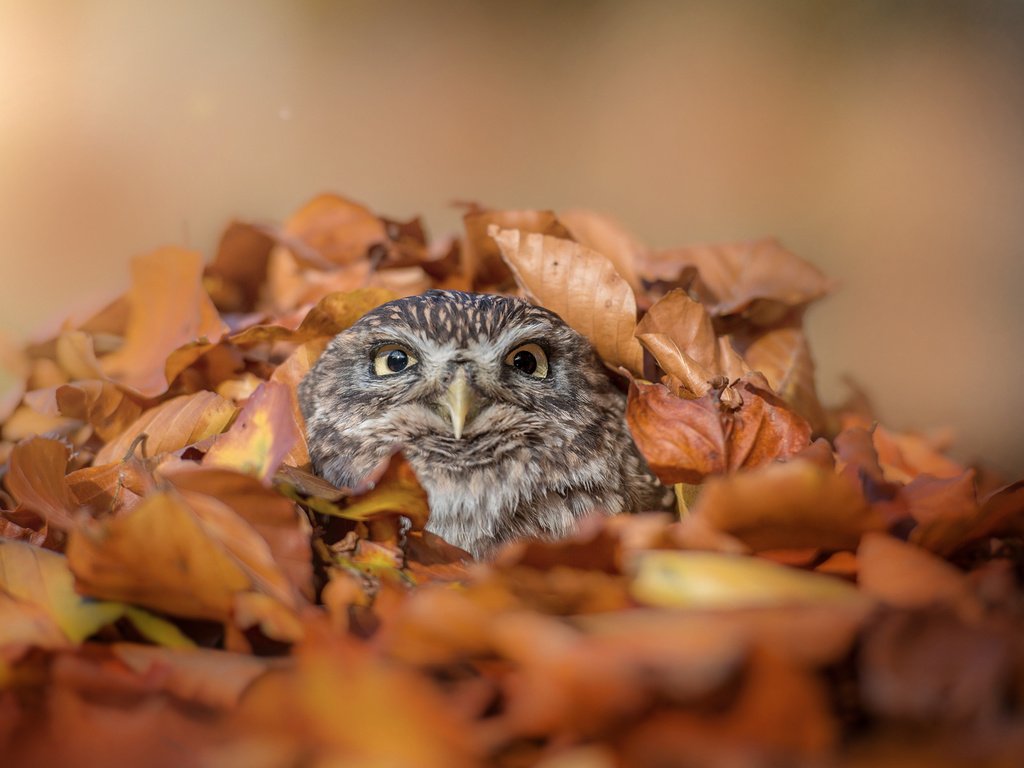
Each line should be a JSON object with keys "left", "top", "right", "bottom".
{"left": 1, "top": 0, "right": 1022, "bottom": 475}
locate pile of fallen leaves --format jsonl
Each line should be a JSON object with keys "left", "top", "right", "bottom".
{"left": 1, "top": 194, "right": 1022, "bottom": 767}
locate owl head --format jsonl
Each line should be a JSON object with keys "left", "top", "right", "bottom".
{"left": 298, "top": 290, "right": 613, "bottom": 491}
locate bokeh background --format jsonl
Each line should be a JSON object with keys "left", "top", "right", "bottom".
{"left": 1, "top": 0, "right": 1022, "bottom": 475}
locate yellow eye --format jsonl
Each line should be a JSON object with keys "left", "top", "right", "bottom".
{"left": 504, "top": 343, "right": 548, "bottom": 379}
{"left": 373, "top": 345, "right": 418, "bottom": 376}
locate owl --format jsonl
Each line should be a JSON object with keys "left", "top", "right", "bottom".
{"left": 298, "top": 290, "right": 672, "bottom": 557}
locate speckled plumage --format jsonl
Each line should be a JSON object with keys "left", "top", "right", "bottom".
{"left": 298, "top": 290, "right": 672, "bottom": 557}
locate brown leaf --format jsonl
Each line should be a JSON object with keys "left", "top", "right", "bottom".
{"left": 93, "top": 391, "right": 237, "bottom": 466}
{"left": 691, "top": 459, "right": 885, "bottom": 551}
{"left": 269, "top": 338, "right": 328, "bottom": 468}
{"left": 227, "top": 287, "right": 394, "bottom": 347}
{"left": 66, "top": 490, "right": 253, "bottom": 621}
{"left": 203, "top": 381, "right": 299, "bottom": 483}
{"left": 65, "top": 457, "right": 152, "bottom": 516}
{"left": 280, "top": 192, "right": 387, "bottom": 267}
{"left": 635, "top": 289, "right": 748, "bottom": 398}
{"left": 619, "top": 649, "right": 838, "bottom": 762}
{"left": 558, "top": 208, "right": 644, "bottom": 295}
{"left": 860, "top": 610, "right": 1014, "bottom": 724}
{"left": 738, "top": 324, "right": 826, "bottom": 431}
{"left": 629, "top": 550, "right": 867, "bottom": 609}
{"left": 463, "top": 208, "right": 572, "bottom": 289}
{"left": 842, "top": 415, "right": 965, "bottom": 483}
{"left": 492, "top": 226, "right": 645, "bottom": 376}
{"left": 45, "top": 380, "right": 143, "bottom": 442}
{"left": 165, "top": 466, "right": 313, "bottom": 602}
{"left": 906, "top": 471, "right": 982, "bottom": 556}
{"left": 111, "top": 643, "right": 271, "bottom": 709}
{"left": 331, "top": 453, "right": 431, "bottom": 530}
{"left": 626, "top": 377, "right": 811, "bottom": 484}
{"left": 857, "top": 533, "right": 982, "bottom": 620}
{"left": 100, "top": 247, "right": 229, "bottom": 397}
{"left": 653, "top": 238, "right": 834, "bottom": 323}
{"left": 205, "top": 221, "right": 277, "bottom": 312}
{"left": 4, "top": 437, "right": 78, "bottom": 531}
{"left": 0, "top": 590, "right": 69, "bottom": 657}
{"left": 626, "top": 379, "right": 726, "bottom": 481}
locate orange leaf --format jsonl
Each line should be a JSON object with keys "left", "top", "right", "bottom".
{"left": 4, "top": 437, "right": 78, "bottom": 531}
{"left": 66, "top": 490, "right": 252, "bottom": 621}
{"left": 463, "top": 208, "right": 571, "bottom": 288}
{"left": 492, "top": 227, "right": 645, "bottom": 376}
{"left": 166, "top": 466, "right": 313, "bottom": 602}
{"left": 332, "top": 453, "right": 431, "bottom": 530}
{"left": 738, "top": 324, "right": 826, "bottom": 431}
{"left": 93, "top": 391, "right": 237, "bottom": 466}
{"left": 269, "top": 338, "right": 330, "bottom": 468}
{"left": 691, "top": 460, "right": 885, "bottom": 552}
{"left": 905, "top": 471, "right": 981, "bottom": 556}
{"left": 281, "top": 192, "right": 387, "bottom": 267}
{"left": 636, "top": 289, "right": 748, "bottom": 397}
{"left": 47, "top": 380, "right": 143, "bottom": 442}
{"left": 228, "top": 287, "right": 394, "bottom": 347}
{"left": 100, "top": 247, "right": 229, "bottom": 397}
{"left": 111, "top": 643, "right": 271, "bottom": 709}
{"left": 653, "top": 238, "right": 834, "bottom": 323}
{"left": 205, "top": 220, "right": 277, "bottom": 312}
{"left": 203, "top": 381, "right": 299, "bottom": 483}
{"left": 626, "top": 377, "right": 811, "bottom": 484}
{"left": 857, "top": 533, "right": 981, "bottom": 620}
{"left": 558, "top": 208, "right": 644, "bottom": 296}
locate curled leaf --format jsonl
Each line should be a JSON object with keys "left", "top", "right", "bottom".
{"left": 492, "top": 227, "right": 644, "bottom": 376}
{"left": 93, "top": 391, "right": 237, "bottom": 466}
{"left": 626, "top": 377, "right": 811, "bottom": 484}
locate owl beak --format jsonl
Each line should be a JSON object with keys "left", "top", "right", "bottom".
{"left": 443, "top": 367, "right": 475, "bottom": 440}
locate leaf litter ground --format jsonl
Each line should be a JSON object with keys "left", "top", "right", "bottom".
{"left": 1, "top": 194, "right": 1022, "bottom": 767}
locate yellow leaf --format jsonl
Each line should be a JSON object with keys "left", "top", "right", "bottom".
{"left": 0, "top": 539, "right": 190, "bottom": 647}
{"left": 630, "top": 550, "right": 867, "bottom": 609}
{"left": 204, "top": 381, "right": 299, "bottom": 483}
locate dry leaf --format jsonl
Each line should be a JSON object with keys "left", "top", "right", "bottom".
{"left": 93, "top": 391, "right": 237, "bottom": 466}
{"left": 280, "top": 192, "right": 387, "bottom": 267}
{"left": 654, "top": 238, "right": 834, "bottom": 323}
{"left": 737, "top": 324, "right": 826, "bottom": 431}
{"left": 463, "top": 208, "right": 572, "bottom": 289}
{"left": 4, "top": 437, "right": 79, "bottom": 531}
{"left": 626, "top": 377, "right": 811, "bottom": 484}
{"left": 558, "top": 208, "right": 644, "bottom": 295}
{"left": 100, "top": 247, "right": 229, "bottom": 397}
{"left": 67, "top": 490, "right": 252, "bottom": 621}
{"left": 690, "top": 459, "right": 885, "bottom": 552}
{"left": 203, "top": 381, "right": 299, "bottom": 483}
{"left": 630, "top": 550, "right": 867, "bottom": 609}
{"left": 492, "top": 227, "right": 645, "bottom": 376}
{"left": 858, "top": 533, "right": 982, "bottom": 620}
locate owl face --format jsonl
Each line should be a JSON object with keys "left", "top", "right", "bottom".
{"left": 299, "top": 291, "right": 608, "bottom": 488}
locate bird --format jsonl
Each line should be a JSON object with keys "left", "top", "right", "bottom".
{"left": 298, "top": 290, "right": 673, "bottom": 558}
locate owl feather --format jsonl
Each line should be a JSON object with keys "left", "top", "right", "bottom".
{"left": 299, "top": 290, "right": 672, "bottom": 557}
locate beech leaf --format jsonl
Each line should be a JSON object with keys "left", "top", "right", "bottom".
{"left": 100, "top": 247, "right": 229, "bottom": 397}
{"left": 492, "top": 226, "right": 645, "bottom": 376}
{"left": 93, "top": 391, "right": 237, "bottom": 466}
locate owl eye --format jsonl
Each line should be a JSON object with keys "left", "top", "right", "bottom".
{"left": 373, "top": 344, "right": 418, "bottom": 376}
{"left": 504, "top": 343, "right": 548, "bottom": 379}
